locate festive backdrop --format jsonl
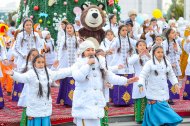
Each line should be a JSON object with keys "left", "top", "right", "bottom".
{"left": 17, "top": 0, "right": 121, "bottom": 40}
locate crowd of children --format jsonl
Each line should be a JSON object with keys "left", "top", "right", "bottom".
{"left": 1, "top": 8, "right": 190, "bottom": 126}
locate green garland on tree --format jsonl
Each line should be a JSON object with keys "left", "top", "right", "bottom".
{"left": 17, "top": 0, "right": 121, "bottom": 40}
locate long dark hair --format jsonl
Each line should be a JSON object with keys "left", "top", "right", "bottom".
{"left": 117, "top": 25, "right": 133, "bottom": 55}
{"left": 152, "top": 35, "right": 163, "bottom": 46}
{"left": 109, "top": 14, "right": 116, "bottom": 30}
{"left": 152, "top": 45, "right": 168, "bottom": 76}
{"left": 45, "top": 38, "right": 54, "bottom": 52}
{"left": 32, "top": 55, "right": 51, "bottom": 99}
{"left": 63, "top": 23, "right": 78, "bottom": 50}
{"left": 103, "top": 30, "right": 115, "bottom": 47}
{"left": 21, "top": 18, "right": 36, "bottom": 47}
{"left": 22, "top": 48, "right": 39, "bottom": 73}
{"left": 135, "top": 39, "right": 147, "bottom": 66}
{"left": 165, "top": 28, "right": 176, "bottom": 55}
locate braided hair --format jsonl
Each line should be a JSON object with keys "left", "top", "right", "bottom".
{"left": 165, "top": 28, "right": 176, "bottom": 55}
{"left": 108, "top": 14, "right": 117, "bottom": 30}
{"left": 135, "top": 39, "right": 147, "bottom": 66}
{"left": 117, "top": 25, "right": 133, "bottom": 54}
{"left": 21, "top": 18, "right": 36, "bottom": 47}
{"left": 22, "top": 48, "right": 39, "bottom": 73}
{"left": 152, "top": 45, "right": 169, "bottom": 76}
{"left": 63, "top": 23, "right": 78, "bottom": 50}
{"left": 32, "top": 55, "right": 51, "bottom": 99}
{"left": 104, "top": 30, "right": 115, "bottom": 47}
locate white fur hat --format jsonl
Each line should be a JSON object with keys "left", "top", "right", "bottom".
{"left": 128, "top": 9, "right": 137, "bottom": 17}
{"left": 41, "top": 31, "right": 50, "bottom": 39}
{"left": 78, "top": 40, "right": 95, "bottom": 55}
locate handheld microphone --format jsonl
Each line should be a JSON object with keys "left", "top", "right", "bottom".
{"left": 89, "top": 55, "right": 95, "bottom": 70}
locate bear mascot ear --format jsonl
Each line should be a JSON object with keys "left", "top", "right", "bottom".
{"left": 81, "top": 3, "right": 89, "bottom": 11}
{"left": 97, "top": 3, "right": 105, "bottom": 10}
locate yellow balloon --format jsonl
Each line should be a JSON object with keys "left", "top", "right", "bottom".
{"left": 39, "top": 19, "right": 43, "bottom": 23}
{"left": 152, "top": 9, "right": 162, "bottom": 19}
{"left": 114, "top": 0, "right": 119, "bottom": 3}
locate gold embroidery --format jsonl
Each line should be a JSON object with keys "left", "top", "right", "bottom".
{"left": 60, "top": 99, "right": 64, "bottom": 105}
{"left": 70, "top": 79, "right": 75, "bottom": 85}
{"left": 124, "top": 74, "right": 128, "bottom": 77}
{"left": 122, "top": 91, "right": 130, "bottom": 103}
{"left": 68, "top": 90, "right": 74, "bottom": 100}
{"left": 14, "top": 91, "right": 17, "bottom": 96}
{"left": 0, "top": 97, "right": 3, "bottom": 102}
{"left": 170, "top": 86, "right": 177, "bottom": 94}
{"left": 183, "top": 92, "right": 188, "bottom": 97}
{"left": 186, "top": 80, "right": 190, "bottom": 84}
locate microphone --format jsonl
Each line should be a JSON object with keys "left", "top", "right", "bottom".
{"left": 89, "top": 55, "right": 95, "bottom": 70}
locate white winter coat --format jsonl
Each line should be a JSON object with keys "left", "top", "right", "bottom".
{"left": 128, "top": 54, "right": 150, "bottom": 99}
{"left": 71, "top": 56, "right": 129, "bottom": 119}
{"left": 12, "top": 67, "right": 72, "bottom": 117}
{"left": 138, "top": 58, "right": 178, "bottom": 101}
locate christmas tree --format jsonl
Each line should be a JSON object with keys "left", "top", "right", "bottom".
{"left": 17, "top": 0, "right": 121, "bottom": 40}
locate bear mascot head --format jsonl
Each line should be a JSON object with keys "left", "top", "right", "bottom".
{"left": 79, "top": 3, "right": 106, "bottom": 45}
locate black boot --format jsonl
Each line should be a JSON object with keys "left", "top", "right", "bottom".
{"left": 168, "top": 100, "right": 174, "bottom": 105}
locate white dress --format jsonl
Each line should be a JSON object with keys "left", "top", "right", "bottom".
{"left": 163, "top": 40, "right": 182, "bottom": 76}
{"left": 99, "top": 38, "right": 115, "bottom": 66}
{"left": 58, "top": 35, "right": 78, "bottom": 69}
{"left": 110, "top": 36, "right": 135, "bottom": 74}
{"left": 103, "top": 23, "right": 118, "bottom": 36}
{"left": 15, "top": 31, "right": 42, "bottom": 72}
{"left": 43, "top": 38, "right": 56, "bottom": 67}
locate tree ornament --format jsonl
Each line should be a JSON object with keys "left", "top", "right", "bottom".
{"left": 17, "top": 19, "right": 21, "bottom": 23}
{"left": 74, "top": 0, "right": 79, "bottom": 3}
{"left": 34, "top": 6, "right": 39, "bottom": 11}
{"left": 47, "top": 21, "right": 51, "bottom": 25}
{"left": 54, "top": 13, "right": 57, "bottom": 16}
{"left": 39, "top": 12, "right": 48, "bottom": 18}
{"left": 30, "top": 15, "right": 34, "bottom": 19}
{"left": 113, "top": 8, "right": 117, "bottom": 14}
{"left": 48, "top": 0, "right": 57, "bottom": 6}
{"left": 63, "top": 1, "right": 67, "bottom": 5}
{"left": 108, "top": 0, "right": 114, "bottom": 6}
{"left": 39, "top": 19, "right": 43, "bottom": 23}
{"left": 24, "top": 0, "right": 27, "bottom": 4}
{"left": 63, "top": 13, "right": 66, "bottom": 16}
{"left": 114, "top": 0, "right": 119, "bottom": 3}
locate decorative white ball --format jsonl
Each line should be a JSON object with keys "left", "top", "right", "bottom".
{"left": 113, "top": 8, "right": 117, "bottom": 14}
{"left": 54, "top": 13, "right": 57, "bottom": 16}
{"left": 63, "top": 1, "right": 67, "bottom": 5}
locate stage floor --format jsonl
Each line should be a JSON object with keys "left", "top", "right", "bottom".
{"left": 0, "top": 88, "right": 190, "bottom": 126}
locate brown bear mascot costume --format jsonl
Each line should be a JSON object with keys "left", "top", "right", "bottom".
{"left": 79, "top": 3, "right": 106, "bottom": 44}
